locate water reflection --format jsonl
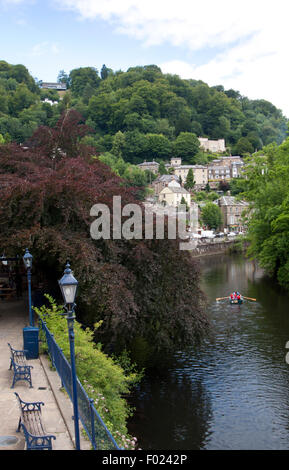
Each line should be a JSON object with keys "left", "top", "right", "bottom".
{"left": 128, "top": 372, "right": 212, "bottom": 450}
{"left": 128, "top": 255, "right": 289, "bottom": 450}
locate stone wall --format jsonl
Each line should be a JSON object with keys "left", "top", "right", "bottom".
{"left": 190, "top": 239, "right": 242, "bottom": 257}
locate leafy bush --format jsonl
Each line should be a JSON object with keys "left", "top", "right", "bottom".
{"left": 35, "top": 295, "right": 141, "bottom": 450}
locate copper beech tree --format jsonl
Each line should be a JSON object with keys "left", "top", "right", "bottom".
{"left": 0, "top": 110, "right": 209, "bottom": 365}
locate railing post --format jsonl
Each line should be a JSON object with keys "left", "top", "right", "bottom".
{"left": 39, "top": 318, "right": 119, "bottom": 450}
{"left": 89, "top": 398, "right": 97, "bottom": 450}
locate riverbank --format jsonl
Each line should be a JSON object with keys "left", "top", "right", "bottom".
{"left": 190, "top": 238, "right": 246, "bottom": 258}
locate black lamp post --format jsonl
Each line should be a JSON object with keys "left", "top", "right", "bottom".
{"left": 23, "top": 248, "right": 33, "bottom": 327}
{"left": 58, "top": 262, "right": 81, "bottom": 451}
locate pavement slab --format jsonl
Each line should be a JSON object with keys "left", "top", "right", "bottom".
{"left": 0, "top": 298, "right": 89, "bottom": 451}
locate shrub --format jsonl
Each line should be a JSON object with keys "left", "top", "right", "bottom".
{"left": 35, "top": 295, "right": 141, "bottom": 450}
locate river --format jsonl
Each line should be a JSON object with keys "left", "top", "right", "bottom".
{"left": 128, "top": 254, "right": 289, "bottom": 450}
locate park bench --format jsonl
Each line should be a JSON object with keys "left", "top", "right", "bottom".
{"left": 14, "top": 392, "right": 56, "bottom": 450}
{"left": 8, "top": 343, "right": 33, "bottom": 388}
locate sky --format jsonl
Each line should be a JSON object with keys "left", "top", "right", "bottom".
{"left": 1, "top": 0, "right": 289, "bottom": 116}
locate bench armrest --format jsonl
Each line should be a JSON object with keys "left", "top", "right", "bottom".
{"left": 8, "top": 343, "right": 28, "bottom": 357}
{"left": 14, "top": 393, "right": 44, "bottom": 411}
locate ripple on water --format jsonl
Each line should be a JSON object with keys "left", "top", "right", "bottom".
{"left": 129, "top": 256, "right": 289, "bottom": 450}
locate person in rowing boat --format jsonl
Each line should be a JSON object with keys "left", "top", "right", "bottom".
{"left": 232, "top": 291, "right": 241, "bottom": 300}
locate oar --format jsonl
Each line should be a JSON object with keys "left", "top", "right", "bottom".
{"left": 216, "top": 296, "right": 229, "bottom": 301}
{"left": 243, "top": 296, "right": 257, "bottom": 301}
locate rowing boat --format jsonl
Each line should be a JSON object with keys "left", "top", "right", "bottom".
{"left": 230, "top": 297, "right": 243, "bottom": 305}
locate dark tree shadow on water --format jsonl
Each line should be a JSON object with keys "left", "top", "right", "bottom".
{"left": 127, "top": 370, "right": 212, "bottom": 450}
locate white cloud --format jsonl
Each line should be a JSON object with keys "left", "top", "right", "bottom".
{"left": 57, "top": 0, "right": 280, "bottom": 49}
{"left": 31, "top": 41, "right": 60, "bottom": 57}
{"left": 55, "top": 0, "right": 289, "bottom": 115}
{"left": 160, "top": 25, "right": 289, "bottom": 116}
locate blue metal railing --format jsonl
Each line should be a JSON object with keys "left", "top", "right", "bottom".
{"left": 40, "top": 319, "right": 120, "bottom": 450}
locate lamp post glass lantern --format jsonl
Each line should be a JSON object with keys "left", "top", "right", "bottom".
{"left": 58, "top": 263, "right": 78, "bottom": 306}
{"left": 23, "top": 248, "right": 33, "bottom": 269}
{"left": 58, "top": 262, "right": 80, "bottom": 450}
{"left": 23, "top": 248, "right": 33, "bottom": 327}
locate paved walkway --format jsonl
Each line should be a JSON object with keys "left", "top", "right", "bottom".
{"left": 0, "top": 298, "right": 90, "bottom": 450}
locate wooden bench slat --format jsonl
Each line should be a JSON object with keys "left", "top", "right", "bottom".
{"left": 14, "top": 393, "right": 56, "bottom": 450}
{"left": 24, "top": 410, "right": 45, "bottom": 437}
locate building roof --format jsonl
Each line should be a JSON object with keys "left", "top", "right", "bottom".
{"left": 174, "top": 165, "right": 207, "bottom": 169}
{"left": 161, "top": 186, "right": 190, "bottom": 194}
{"left": 218, "top": 196, "right": 249, "bottom": 207}
{"left": 138, "top": 161, "right": 159, "bottom": 167}
{"left": 208, "top": 165, "right": 230, "bottom": 170}
{"left": 157, "top": 174, "right": 178, "bottom": 182}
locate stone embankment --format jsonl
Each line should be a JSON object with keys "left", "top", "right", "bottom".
{"left": 190, "top": 238, "right": 243, "bottom": 257}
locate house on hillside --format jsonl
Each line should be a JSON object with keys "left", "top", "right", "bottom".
{"left": 218, "top": 196, "right": 249, "bottom": 232}
{"left": 40, "top": 82, "right": 67, "bottom": 90}
{"left": 152, "top": 174, "right": 179, "bottom": 195}
{"left": 137, "top": 160, "right": 159, "bottom": 174}
{"left": 173, "top": 165, "right": 208, "bottom": 189}
{"left": 159, "top": 180, "right": 191, "bottom": 208}
{"left": 198, "top": 137, "right": 226, "bottom": 153}
{"left": 170, "top": 157, "right": 182, "bottom": 167}
{"left": 208, "top": 156, "right": 244, "bottom": 180}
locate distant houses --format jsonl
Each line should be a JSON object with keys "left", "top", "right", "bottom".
{"left": 40, "top": 82, "right": 67, "bottom": 91}
{"left": 137, "top": 153, "right": 248, "bottom": 233}
{"left": 208, "top": 156, "right": 244, "bottom": 181}
{"left": 140, "top": 155, "right": 245, "bottom": 194}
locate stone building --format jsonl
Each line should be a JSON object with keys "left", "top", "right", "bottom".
{"left": 40, "top": 82, "right": 67, "bottom": 90}
{"left": 170, "top": 157, "right": 182, "bottom": 167}
{"left": 137, "top": 160, "right": 160, "bottom": 174}
{"left": 218, "top": 196, "right": 249, "bottom": 232}
{"left": 159, "top": 181, "right": 191, "bottom": 208}
{"left": 198, "top": 138, "right": 226, "bottom": 153}
{"left": 208, "top": 156, "right": 244, "bottom": 180}
{"left": 152, "top": 174, "right": 179, "bottom": 195}
{"left": 173, "top": 165, "right": 208, "bottom": 189}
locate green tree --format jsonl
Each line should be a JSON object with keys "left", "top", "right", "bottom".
{"left": 57, "top": 70, "right": 69, "bottom": 86}
{"left": 201, "top": 202, "right": 223, "bottom": 230}
{"left": 180, "top": 196, "right": 189, "bottom": 212}
{"left": 234, "top": 137, "right": 254, "bottom": 156}
{"left": 173, "top": 132, "right": 200, "bottom": 163}
{"left": 8, "top": 84, "right": 36, "bottom": 116}
{"left": 100, "top": 64, "right": 109, "bottom": 80}
{"left": 69, "top": 67, "right": 101, "bottom": 97}
{"left": 111, "top": 131, "right": 126, "bottom": 159}
{"left": 244, "top": 139, "right": 289, "bottom": 290}
{"left": 144, "top": 133, "right": 171, "bottom": 160}
{"left": 184, "top": 168, "right": 195, "bottom": 190}
{"left": 159, "top": 161, "right": 167, "bottom": 175}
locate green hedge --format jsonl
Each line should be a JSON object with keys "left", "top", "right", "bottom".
{"left": 35, "top": 295, "right": 140, "bottom": 450}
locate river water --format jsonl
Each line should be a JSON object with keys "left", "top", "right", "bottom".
{"left": 128, "top": 254, "right": 289, "bottom": 450}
